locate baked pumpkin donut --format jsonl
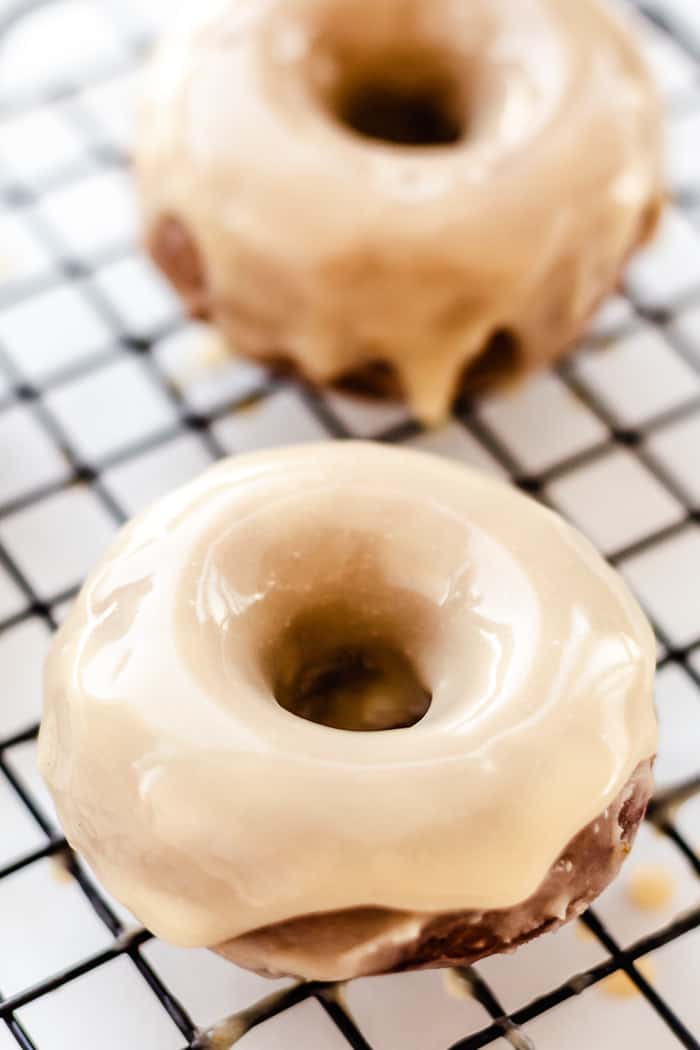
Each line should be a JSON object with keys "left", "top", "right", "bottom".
{"left": 40, "top": 443, "right": 657, "bottom": 981}
{"left": 136, "top": 0, "right": 662, "bottom": 424}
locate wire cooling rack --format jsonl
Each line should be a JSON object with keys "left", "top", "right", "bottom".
{"left": 1, "top": 0, "right": 700, "bottom": 1047}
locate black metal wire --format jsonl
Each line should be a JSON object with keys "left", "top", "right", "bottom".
{"left": 0, "top": 1, "right": 699, "bottom": 1047}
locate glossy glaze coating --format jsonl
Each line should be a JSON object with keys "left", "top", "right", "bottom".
{"left": 136, "top": 0, "right": 662, "bottom": 424}
{"left": 40, "top": 443, "right": 657, "bottom": 952}
{"left": 217, "top": 759, "right": 653, "bottom": 980}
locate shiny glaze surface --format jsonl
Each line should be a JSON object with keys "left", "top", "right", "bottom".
{"left": 136, "top": 0, "right": 662, "bottom": 423}
{"left": 40, "top": 444, "right": 657, "bottom": 949}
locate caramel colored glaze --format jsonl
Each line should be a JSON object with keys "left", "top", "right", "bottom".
{"left": 40, "top": 444, "right": 656, "bottom": 974}
{"left": 603, "top": 957, "right": 655, "bottom": 998}
{"left": 627, "top": 865, "right": 674, "bottom": 911}
{"left": 217, "top": 761, "right": 652, "bottom": 980}
{"left": 135, "top": 0, "right": 663, "bottom": 424}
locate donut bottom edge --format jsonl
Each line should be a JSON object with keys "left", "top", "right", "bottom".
{"left": 214, "top": 759, "right": 653, "bottom": 982}
{"left": 146, "top": 195, "right": 664, "bottom": 425}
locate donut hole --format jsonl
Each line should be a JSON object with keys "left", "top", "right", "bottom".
{"left": 322, "top": 47, "right": 468, "bottom": 148}
{"left": 336, "top": 74, "right": 464, "bottom": 147}
{"left": 187, "top": 492, "right": 471, "bottom": 732}
{"left": 270, "top": 602, "right": 432, "bottom": 732}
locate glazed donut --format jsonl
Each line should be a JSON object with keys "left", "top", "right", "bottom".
{"left": 136, "top": 0, "right": 662, "bottom": 424}
{"left": 40, "top": 443, "right": 657, "bottom": 981}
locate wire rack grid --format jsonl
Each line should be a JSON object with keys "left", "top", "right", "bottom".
{"left": 0, "top": 0, "right": 700, "bottom": 1048}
